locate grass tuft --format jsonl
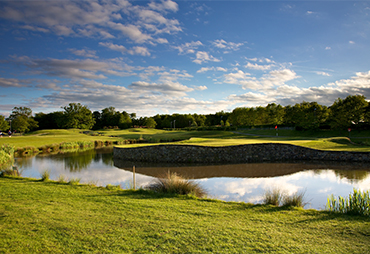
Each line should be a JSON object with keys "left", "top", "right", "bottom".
{"left": 68, "top": 178, "right": 81, "bottom": 185}
{"left": 263, "top": 188, "right": 306, "bottom": 208}
{"left": 282, "top": 190, "right": 306, "bottom": 207}
{"left": 145, "top": 171, "right": 207, "bottom": 198}
{"left": 41, "top": 170, "right": 50, "bottom": 181}
{"left": 263, "top": 188, "right": 284, "bottom": 206}
{"left": 58, "top": 174, "right": 68, "bottom": 183}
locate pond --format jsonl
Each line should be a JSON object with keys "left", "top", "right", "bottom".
{"left": 14, "top": 147, "right": 370, "bottom": 210}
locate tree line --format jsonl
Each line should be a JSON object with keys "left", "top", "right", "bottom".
{"left": 0, "top": 95, "right": 369, "bottom": 134}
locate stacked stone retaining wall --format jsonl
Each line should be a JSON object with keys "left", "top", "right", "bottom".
{"left": 113, "top": 144, "right": 370, "bottom": 163}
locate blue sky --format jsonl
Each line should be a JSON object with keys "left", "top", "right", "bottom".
{"left": 0, "top": 0, "right": 369, "bottom": 117}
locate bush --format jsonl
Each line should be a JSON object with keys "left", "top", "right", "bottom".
{"left": 145, "top": 172, "right": 207, "bottom": 198}
{"left": 0, "top": 144, "right": 14, "bottom": 166}
{"left": 326, "top": 189, "right": 370, "bottom": 216}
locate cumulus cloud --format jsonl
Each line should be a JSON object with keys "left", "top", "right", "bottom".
{"left": 129, "top": 81, "right": 193, "bottom": 96}
{"left": 0, "top": 0, "right": 182, "bottom": 43}
{"left": 99, "top": 42, "right": 151, "bottom": 56}
{"left": 227, "top": 70, "right": 370, "bottom": 107}
{"left": 173, "top": 41, "right": 203, "bottom": 54}
{"left": 0, "top": 77, "right": 30, "bottom": 88}
{"left": 316, "top": 71, "right": 331, "bottom": 76}
{"left": 68, "top": 48, "right": 98, "bottom": 58}
{"left": 244, "top": 62, "right": 273, "bottom": 71}
{"left": 193, "top": 51, "right": 221, "bottom": 64}
{"left": 212, "top": 39, "right": 244, "bottom": 52}
{"left": 196, "top": 67, "right": 227, "bottom": 73}
{"left": 13, "top": 56, "right": 136, "bottom": 79}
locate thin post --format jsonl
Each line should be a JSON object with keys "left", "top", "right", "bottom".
{"left": 133, "top": 166, "right": 136, "bottom": 190}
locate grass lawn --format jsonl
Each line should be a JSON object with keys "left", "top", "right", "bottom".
{"left": 1, "top": 177, "right": 370, "bottom": 253}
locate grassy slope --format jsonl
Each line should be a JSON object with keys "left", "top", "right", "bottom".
{"left": 1, "top": 177, "right": 370, "bottom": 253}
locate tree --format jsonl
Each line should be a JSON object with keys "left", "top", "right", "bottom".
{"left": 34, "top": 111, "right": 64, "bottom": 130}
{"left": 329, "top": 95, "right": 368, "bottom": 129}
{"left": 0, "top": 115, "right": 10, "bottom": 131}
{"left": 144, "top": 117, "right": 157, "bottom": 128}
{"left": 8, "top": 106, "right": 38, "bottom": 133}
{"left": 61, "top": 103, "right": 95, "bottom": 129}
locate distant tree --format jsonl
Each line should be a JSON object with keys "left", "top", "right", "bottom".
{"left": 34, "top": 111, "right": 64, "bottom": 130}
{"left": 288, "top": 102, "right": 329, "bottom": 130}
{"left": 266, "top": 103, "right": 285, "bottom": 125}
{"left": 119, "top": 111, "right": 132, "bottom": 129}
{"left": 0, "top": 115, "right": 10, "bottom": 131}
{"left": 61, "top": 103, "right": 95, "bottom": 129}
{"left": 8, "top": 106, "right": 38, "bottom": 133}
{"left": 329, "top": 95, "right": 368, "bottom": 129}
{"left": 144, "top": 117, "right": 157, "bottom": 128}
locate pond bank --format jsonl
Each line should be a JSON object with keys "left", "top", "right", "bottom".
{"left": 114, "top": 143, "right": 370, "bottom": 163}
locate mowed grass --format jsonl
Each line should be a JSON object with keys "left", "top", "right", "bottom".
{"left": 0, "top": 129, "right": 118, "bottom": 149}
{"left": 1, "top": 177, "right": 370, "bottom": 253}
{"left": 1, "top": 128, "right": 370, "bottom": 152}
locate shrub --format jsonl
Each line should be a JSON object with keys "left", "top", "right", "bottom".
{"left": 327, "top": 189, "right": 370, "bottom": 216}
{"left": 145, "top": 172, "right": 207, "bottom": 198}
{"left": 0, "top": 144, "right": 14, "bottom": 166}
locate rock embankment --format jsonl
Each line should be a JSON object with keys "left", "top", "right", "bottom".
{"left": 113, "top": 144, "right": 370, "bottom": 163}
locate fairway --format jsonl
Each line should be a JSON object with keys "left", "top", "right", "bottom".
{"left": 1, "top": 128, "right": 370, "bottom": 152}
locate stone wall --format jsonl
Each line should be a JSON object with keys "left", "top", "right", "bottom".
{"left": 113, "top": 144, "right": 370, "bottom": 163}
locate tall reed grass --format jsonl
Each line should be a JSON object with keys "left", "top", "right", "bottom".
{"left": 326, "top": 189, "right": 370, "bottom": 216}
{"left": 146, "top": 172, "right": 207, "bottom": 198}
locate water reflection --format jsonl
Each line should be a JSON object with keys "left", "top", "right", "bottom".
{"left": 13, "top": 149, "right": 370, "bottom": 210}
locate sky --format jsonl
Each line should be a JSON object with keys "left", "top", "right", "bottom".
{"left": 0, "top": 0, "right": 370, "bottom": 117}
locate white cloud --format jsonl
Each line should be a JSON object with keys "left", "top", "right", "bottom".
{"left": 212, "top": 39, "right": 244, "bottom": 52}
{"left": 325, "top": 46, "right": 331, "bottom": 50}
{"left": 227, "top": 70, "right": 370, "bottom": 107}
{"left": 0, "top": 0, "right": 181, "bottom": 43}
{"left": 68, "top": 48, "right": 98, "bottom": 58}
{"left": 0, "top": 77, "right": 30, "bottom": 88}
{"left": 173, "top": 41, "right": 203, "bottom": 54}
{"left": 196, "top": 66, "right": 227, "bottom": 73}
{"left": 245, "top": 62, "right": 273, "bottom": 71}
{"left": 100, "top": 42, "right": 152, "bottom": 56}
{"left": 13, "top": 56, "right": 135, "bottom": 79}
{"left": 129, "top": 81, "right": 193, "bottom": 97}
{"left": 194, "top": 85, "right": 207, "bottom": 91}
{"left": 349, "top": 41, "right": 355, "bottom": 44}
{"left": 193, "top": 51, "right": 221, "bottom": 64}
{"left": 316, "top": 71, "right": 331, "bottom": 77}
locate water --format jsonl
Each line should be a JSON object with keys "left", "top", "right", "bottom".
{"left": 14, "top": 148, "right": 370, "bottom": 210}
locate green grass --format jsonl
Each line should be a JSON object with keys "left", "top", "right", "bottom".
{"left": 1, "top": 128, "right": 370, "bottom": 152}
{"left": 1, "top": 177, "right": 370, "bottom": 253}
